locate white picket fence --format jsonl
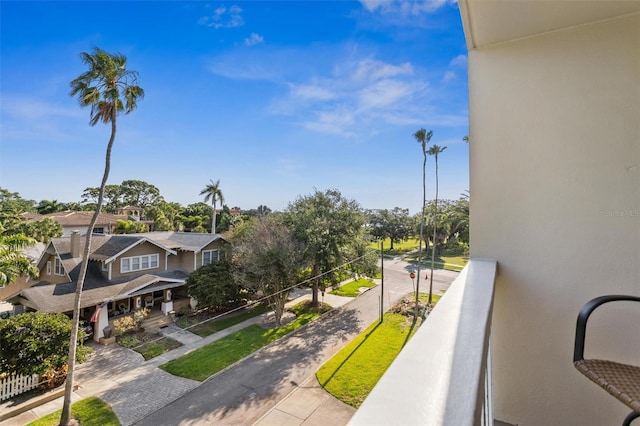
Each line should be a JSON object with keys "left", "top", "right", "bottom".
{"left": 0, "top": 373, "right": 40, "bottom": 401}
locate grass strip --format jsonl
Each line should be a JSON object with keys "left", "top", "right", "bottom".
{"left": 316, "top": 293, "right": 441, "bottom": 408}
{"left": 160, "top": 302, "right": 329, "bottom": 381}
{"left": 177, "top": 304, "right": 270, "bottom": 337}
{"left": 27, "top": 397, "right": 119, "bottom": 426}
{"left": 135, "top": 337, "right": 183, "bottom": 360}
{"left": 330, "top": 278, "right": 376, "bottom": 297}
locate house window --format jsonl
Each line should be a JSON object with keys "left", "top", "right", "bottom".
{"left": 54, "top": 257, "right": 64, "bottom": 276}
{"left": 47, "top": 261, "right": 52, "bottom": 275}
{"left": 202, "top": 250, "right": 220, "bottom": 266}
{"left": 102, "top": 262, "right": 109, "bottom": 272}
{"left": 94, "top": 227, "right": 104, "bottom": 234}
{"left": 121, "top": 254, "right": 159, "bottom": 273}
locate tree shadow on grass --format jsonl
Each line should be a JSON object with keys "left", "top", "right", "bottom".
{"left": 134, "top": 303, "right": 366, "bottom": 426}
{"left": 318, "top": 322, "right": 381, "bottom": 388}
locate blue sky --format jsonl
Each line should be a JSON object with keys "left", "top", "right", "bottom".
{"left": 1, "top": 0, "right": 469, "bottom": 213}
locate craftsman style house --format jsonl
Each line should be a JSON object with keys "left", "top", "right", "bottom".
{"left": 3, "top": 231, "right": 229, "bottom": 342}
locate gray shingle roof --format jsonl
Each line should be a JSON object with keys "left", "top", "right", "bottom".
{"left": 9, "top": 231, "right": 229, "bottom": 314}
{"left": 137, "top": 231, "right": 226, "bottom": 251}
{"left": 19, "top": 265, "right": 189, "bottom": 313}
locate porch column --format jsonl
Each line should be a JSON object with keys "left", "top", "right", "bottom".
{"left": 161, "top": 288, "right": 173, "bottom": 315}
{"left": 94, "top": 305, "right": 109, "bottom": 342}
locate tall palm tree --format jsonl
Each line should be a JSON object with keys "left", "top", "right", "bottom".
{"left": 0, "top": 233, "right": 39, "bottom": 285}
{"left": 61, "top": 47, "right": 144, "bottom": 425}
{"left": 427, "top": 144, "right": 447, "bottom": 307}
{"left": 200, "top": 179, "right": 225, "bottom": 234}
{"left": 412, "top": 128, "right": 433, "bottom": 318}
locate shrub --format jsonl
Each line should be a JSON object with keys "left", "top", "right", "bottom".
{"left": 113, "top": 308, "right": 149, "bottom": 335}
{"left": 0, "top": 312, "right": 91, "bottom": 376}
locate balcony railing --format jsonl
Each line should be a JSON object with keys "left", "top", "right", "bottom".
{"left": 349, "top": 258, "right": 498, "bottom": 426}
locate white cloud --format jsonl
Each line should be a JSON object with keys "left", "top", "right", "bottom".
{"left": 289, "top": 83, "right": 337, "bottom": 101}
{"left": 206, "top": 45, "right": 463, "bottom": 138}
{"left": 352, "top": 59, "right": 413, "bottom": 82}
{"left": 359, "top": 0, "right": 454, "bottom": 16}
{"left": 357, "top": 79, "right": 414, "bottom": 109}
{"left": 300, "top": 108, "right": 357, "bottom": 138}
{"left": 449, "top": 54, "right": 467, "bottom": 67}
{"left": 2, "top": 96, "right": 83, "bottom": 120}
{"left": 442, "top": 70, "right": 456, "bottom": 82}
{"left": 244, "top": 33, "right": 264, "bottom": 47}
{"left": 199, "top": 5, "right": 244, "bottom": 29}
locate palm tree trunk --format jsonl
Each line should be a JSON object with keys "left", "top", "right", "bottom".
{"left": 211, "top": 201, "right": 217, "bottom": 234}
{"left": 415, "top": 150, "right": 426, "bottom": 318}
{"left": 428, "top": 154, "right": 439, "bottom": 307}
{"left": 60, "top": 111, "right": 116, "bottom": 425}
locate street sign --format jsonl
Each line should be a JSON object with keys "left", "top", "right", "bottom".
{"left": 409, "top": 272, "right": 415, "bottom": 279}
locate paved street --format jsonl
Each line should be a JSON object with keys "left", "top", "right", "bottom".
{"left": 0, "top": 258, "right": 457, "bottom": 426}
{"left": 135, "top": 259, "right": 457, "bottom": 426}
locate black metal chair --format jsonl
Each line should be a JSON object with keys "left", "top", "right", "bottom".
{"left": 573, "top": 295, "right": 640, "bottom": 426}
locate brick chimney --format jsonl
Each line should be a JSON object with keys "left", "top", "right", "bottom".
{"left": 70, "top": 230, "right": 81, "bottom": 258}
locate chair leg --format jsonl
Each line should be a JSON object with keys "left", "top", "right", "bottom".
{"left": 623, "top": 411, "right": 640, "bottom": 426}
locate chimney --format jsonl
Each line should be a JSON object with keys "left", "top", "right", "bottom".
{"left": 70, "top": 230, "right": 81, "bottom": 258}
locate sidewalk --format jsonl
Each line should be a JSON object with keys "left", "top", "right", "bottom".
{"left": 0, "top": 288, "right": 357, "bottom": 426}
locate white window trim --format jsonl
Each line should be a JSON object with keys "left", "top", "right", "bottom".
{"left": 54, "top": 257, "right": 64, "bottom": 276}
{"left": 47, "top": 261, "right": 52, "bottom": 275}
{"left": 121, "top": 253, "right": 159, "bottom": 273}
{"left": 202, "top": 249, "right": 220, "bottom": 266}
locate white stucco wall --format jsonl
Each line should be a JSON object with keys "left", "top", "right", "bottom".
{"left": 469, "top": 13, "right": 640, "bottom": 426}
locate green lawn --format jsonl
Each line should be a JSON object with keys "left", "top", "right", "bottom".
{"left": 369, "top": 238, "right": 421, "bottom": 255}
{"left": 404, "top": 252, "right": 468, "bottom": 271}
{"left": 27, "top": 397, "right": 119, "bottom": 426}
{"left": 176, "top": 303, "right": 270, "bottom": 337}
{"left": 330, "top": 278, "right": 376, "bottom": 297}
{"left": 316, "top": 293, "right": 441, "bottom": 408}
{"left": 160, "top": 301, "right": 331, "bottom": 381}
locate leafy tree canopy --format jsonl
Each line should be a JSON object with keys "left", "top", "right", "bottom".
{"left": 233, "top": 215, "right": 307, "bottom": 326}
{"left": 285, "top": 188, "right": 368, "bottom": 305}
{"left": 186, "top": 259, "right": 243, "bottom": 311}
{"left": 0, "top": 312, "right": 91, "bottom": 376}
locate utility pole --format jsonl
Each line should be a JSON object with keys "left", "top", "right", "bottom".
{"left": 380, "top": 239, "right": 384, "bottom": 323}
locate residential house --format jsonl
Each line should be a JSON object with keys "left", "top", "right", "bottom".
{"left": 2, "top": 231, "right": 229, "bottom": 343}
{"left": 23, "top": 210, "right": 153, "bottom": 236}
{"left": 351, "top": 2, "right": 639, "bottom": 426}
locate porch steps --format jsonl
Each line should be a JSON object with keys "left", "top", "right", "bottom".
{"left": 142, "top": 311, "right": 171, "bottom": 332}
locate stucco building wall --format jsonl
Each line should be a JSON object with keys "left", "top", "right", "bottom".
{"left": 469, "top": 13, "right": 640, "bottom": 425}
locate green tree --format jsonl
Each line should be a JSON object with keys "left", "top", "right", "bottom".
{"left": 0, "top": 188, "right": 36, "bottom": 213}
{"left": 120, "top": 179, "right": 162, "bottom": 208}
{"left": 145, "top": 201, "right": 182, "bottom": 231}
{"left": 81, "top": 184, "right": 123, "bottom": 213}
{"left": 62, "top": 46, "right": 144, "bottom": 425}
{"left": 234, "top": 216, "right": 307, "bottom": 326}
{"left": 13, "top": 217, "right": 63, "bottom": 243}
{"left": 451, "top": 191, "right": 470, "bottom": 245}
{"left": 186, "top": 259, "right": 243, "bottom": 311}
{"left": 368, "top": 208, "right": 412, "bottom": 250}
{"left": 0, "top": 232, "right": 39, "bottom": 285}
{"left": 0, "top": 312, "right": 91, "bottom": 376}
{"left": 199, "top": 179, "right": 225, "bottom": 234}
{"left": 36, "top": 199, "right": 65, "bottom": 214}
{"left": 286, "top": 189, "right": 366, "bottom": 306}
{"left": 412, "top": 128, "right": 433, "bottom": 317}
{"left": 113, "top": 219, "right": 149, "bottom": 234}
